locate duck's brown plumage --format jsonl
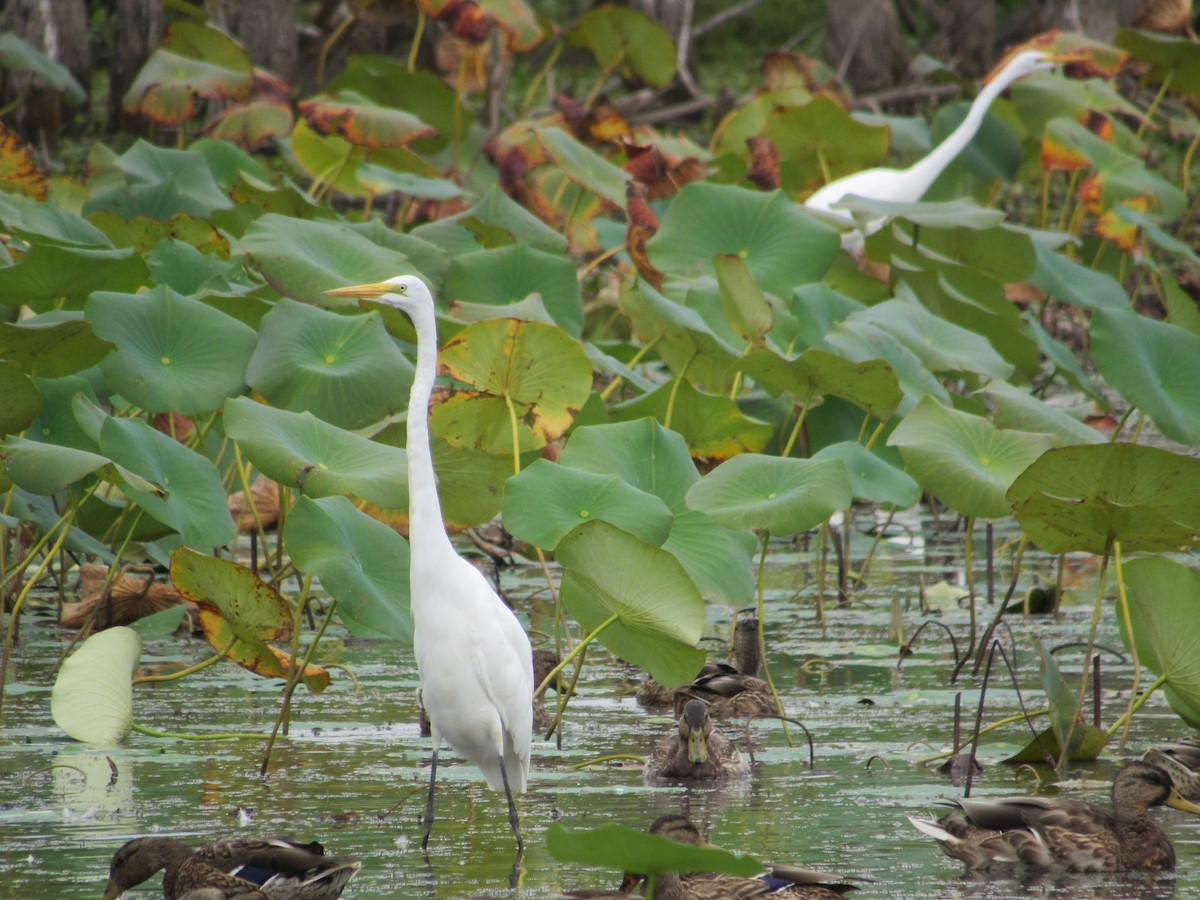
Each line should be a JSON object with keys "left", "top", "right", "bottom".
{"left": 102, "top": 836, "right": 361, "bottom": 900}
{"left": 645, "top": 700, "right": 749, "bottom": 782}
{"left": 909, "top": 761, "right": 1200, "bottom": 872}
{"left": 1144, "top": 738, "right": 1200, "bottom": 802}
{"left": 639, "top": 618, "right": 775, "bottom": 719}
{"left": 635, "top": 815, "right": 859, "bottom": 900}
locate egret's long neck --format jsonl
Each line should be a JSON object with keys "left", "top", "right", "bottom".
{"left": 406, "top": 302, "right": 453, "bottom": 562}
{"left": 902, "top": 71, "right": 1018, "bottom": 199}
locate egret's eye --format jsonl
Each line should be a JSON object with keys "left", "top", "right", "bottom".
{"left": 399, "top": 284, "right": 408, "bottom": 293}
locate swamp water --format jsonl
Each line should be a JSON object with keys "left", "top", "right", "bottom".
{"left": 1, "top": 513, "right": 1198, "bottom": 900}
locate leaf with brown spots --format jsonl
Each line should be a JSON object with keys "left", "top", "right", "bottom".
{"left": 122, "top": 22, "right": 254, "bottom": 125}
{"left": 430, "top": 318, "right": 593, "bottom": 455}
{"left": 299, "top": 90, "right": 436, "bottom": 147}
{"left": 0, "top": 124, "right": 47, "bottom": 200}
{"left": 1095, "top": 195, "right": 1149, "bottom": 253}
{"left": 171, "top": 547, "right": 295, "bottom": 680}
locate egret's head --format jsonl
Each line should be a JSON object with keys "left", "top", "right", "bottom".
{"left": 323, "top": 274, "right": 431, "bottom": 313}
{"left": 987, "top": 47, "right": 1088, "bottom": 85}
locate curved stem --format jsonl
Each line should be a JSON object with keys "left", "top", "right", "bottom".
{"left": 1112, "top": 541, "right": 1141, "bottom": 750}
{"left": 537, "top": 612, "right": 619, "bottom": 697}
{"left": 133, "top": 638, "right": 236, "bottom": 683}
{"left": 408, "top": 9, "right": 426, "bottom": 74}
{"left": 754, "top": 532, "right": 792, "bottom": 747}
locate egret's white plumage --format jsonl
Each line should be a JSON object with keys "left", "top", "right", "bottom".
{"left": 324, "top": 275, "right": 532, "bottom": 852}
{"left": 804, "top": 50, "right": 1058, "bottom": 249}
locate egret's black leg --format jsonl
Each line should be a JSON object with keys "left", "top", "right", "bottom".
{"left": 497, "top": 754, "right": 524, "bottom": 854}
{"left": 421, "top": 748, "right": 438, "bottom": 852}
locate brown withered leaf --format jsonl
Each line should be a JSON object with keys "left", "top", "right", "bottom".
{"left": 626, "top": 182, "right": 664, "bottom": 290}
{"left": 1004, "top": 282, "right": 1047, "bottom": 306}
{"left": 622, "top": 142, "right": 708, "bottom": 201}
{"left": 63, "top": 563, "right": 190, "bottom": 631}
{"left": 747, "top": 135, "right": 781, "bottom": 190}
{"left": 153, "top": 412, "right": 195, "bottom": 443}
{"left": 228, "top": 473, "right": 282, "bottom": 533}
{"left": 0, "top": 124, "right": 48, "bottom": 201}
{"left": 435, "top": 30, "right": 497, "bottom": 92}
{"left": 762, "top": 51, "right": 814, "bottom": 91}
{"left": 587, "top": 101, "right": 633, "bottom": 144}
{"left": 298, "top": 92, "right": 436, "bottom": 147}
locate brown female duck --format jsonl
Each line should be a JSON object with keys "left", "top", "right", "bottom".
{"left": 645, "top": 700, "right": 749, "bottom": 782}
{"left": 635, "top": 815, "right": 860, "bottom": 899}
{"left": 1144, "top": 738, "right": 1200, "bottom": 802}
{"left": 908, "top": 760, "right": 1200, "bottom": 872}
{"left": 101, "top": 836, "right": 361, "bottom": 900}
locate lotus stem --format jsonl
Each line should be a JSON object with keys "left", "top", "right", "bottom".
{"left": 755, "top": 532, "right": 793, "bottom": 747}
{"left": 1112, "top": 541, "right": 1141, "bottom": 751}
{"left": 1057, "top": 536, "right": 1112, "bottom": 773}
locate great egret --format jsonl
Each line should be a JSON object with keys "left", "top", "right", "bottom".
{"left": 908, "top": 760, "right": 1200, "bottom": 872}
{"left": 804, "top": 50, "right": 1060, "bottom": 248}
{"left": 102, "top": 836, "right": 361, "bottom": 900}
{"left": 324, "top": 275, "right": 533, "bottom": 853}
{"left": 644, "top": 699, "right": 749, "bottom": 782}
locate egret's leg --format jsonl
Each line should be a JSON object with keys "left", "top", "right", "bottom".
{"left": 497, "top": 754, "right": 524, "bottom": 854}
{"left": 421, "top": 748, "right": 438, "bottom": 852}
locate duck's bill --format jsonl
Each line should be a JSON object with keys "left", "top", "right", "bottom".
{"left": 1166, "top": 787, "right": 1200, "bottom": 814}
{"left": 323, "top": 282, "right": 394, "bottom": 298}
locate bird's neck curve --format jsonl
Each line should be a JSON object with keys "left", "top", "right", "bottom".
{"left": 405, "top": 300, "right": 454, "bottom": 563}
{"left": 902, "top": 70, "right": 1019, "bottom": 199}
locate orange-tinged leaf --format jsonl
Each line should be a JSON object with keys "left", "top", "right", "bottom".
{"left": 1132, "top": 0, "right": 1194, "bottom": 34}
{"left": 1095, "top": 195, "right": 1150, "bottom": 252}
{"left": 0, "top": 124, "right": 48, "bottom": 200}
{"left": 298, "top": 90, "right": 436, "bottom": 147}
{"left": 122, "top": 22, "right": 253, "bottom": 124}
{"left": 587, "top": 102, "right": 633, "bottom": 144}
{"left": 268, "top": 645, "right": 331, "bottom": 693}
{"left": 198, "top": 608, "right": 288, "bottom": 678}
{"left": 1079, "top": 172, "right": 1104, "bottom": 212}
{"left": 417, "top": 0, "right": 543, "bottom": 51}
{"left": 1042, "top": 129, "right": 1091, "bottom": 171}
{"left": 204, "top": 99, "right": 294, "bottom": 151}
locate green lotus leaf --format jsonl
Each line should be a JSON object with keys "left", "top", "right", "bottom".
{"left": 502, "top": 458, "right": 673, "bottom": 550}
{"left": 686, "top": 453, "right": 851, "bottom": 534}
{"left": 1008, "top": 442, "right": 1200, "bottom": 555}
{"left": 444, "top": 244, "right": 584, "bottom": 337}
{"left": 1091, "top": 308, "right": 1200, "bottom": 445}
{"left": 547, "top": 822, "right": 761, "bottom": 877}
{"left": 224, "top": 396, "right": 406, "bottom": 509}
{"left": 567, "top": 5, "right": 676, "bottom": 88}
{"left": 535, "top": 126, "right": 631, "bottom": 207}
{"left": 561, "top": 420, "right": 755, "bottom": 605}
{"left": 0, "top": 244, "right": 147, "bottom": 312}
{"left": 285, "top": 496, "right": 412, "bottom": 641}
{"left": 87, "top": 287, "right": 257, "bottom": 415}
{"left": 240, "top": 213, "right": 419, "bottom": 305}
{"left": 811, "top": 441, "right": 920, "bottom": 508}
{"left": 557, "top": 520, "right": 706, "bottom": 687}
{"left": 736, "top": 347, "right": 901, "bottom": 421}
{"left": 246, "top": 299, "right": 412, "bottom": 430}
{"left": 888, "top": 396, "right": 1053, "bottom": 520}
{"left": 1121, "top": 556, "right": 1200, "bottom": 729}
{"left": 648, "top": 183, "right": 839, "bottom": 296}
{"left": 610, "top": 378, "right": 773, "bottom": 461}
{"left": 51, "top": 627, "right": 141, "bottom": 745}
{"left": 99, "top": 416, "right": 236, "bottom": 548}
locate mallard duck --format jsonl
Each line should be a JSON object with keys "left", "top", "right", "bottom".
{"left": 908, "top": 760, "right": 1200, "bottom": 872}
{"left": 678, "top": 618, "right": 774, "bottom": 720}
{"left": 639, "top": 618, "right": 774, "bottom": 720}
{"left": 101, "top": 836, "right": 361, "bottom": 900}
{"left": 632, "top": 815, "right": 860, "bottom": 899}
{"left": 645, "top": 700, "right": 749, "bottom": 782}
{"left": 532, "top": 648, "right": 564, "bottom": 732}
{"left": 1144, "top": 738, "right": 1200, "bottom": 802}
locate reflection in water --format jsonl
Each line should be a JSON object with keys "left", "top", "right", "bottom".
{"left": 940, "top": 872, "right": 1177, "bottom": 900}
{"left": 5, "top": 516, "right": 1200, "bottom": 899}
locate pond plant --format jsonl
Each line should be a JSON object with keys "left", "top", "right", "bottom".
{"left": 1, "top": 4, "right": 1200, "bottom": 896}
